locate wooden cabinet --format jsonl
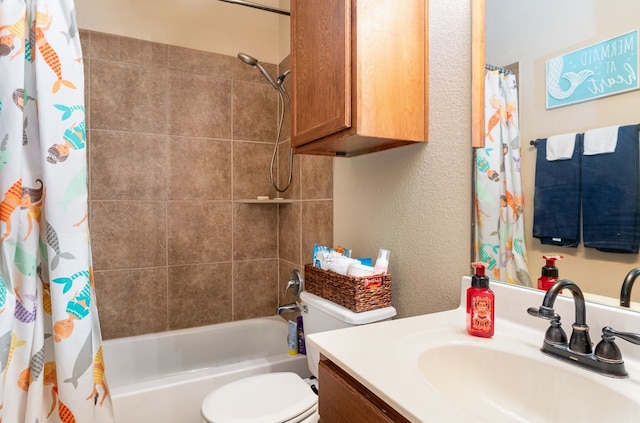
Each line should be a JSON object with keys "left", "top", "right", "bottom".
{"left": 291, "top": 0, "right": 428, "bottom": 157}
{"left": 318, "top": 356, "right": 411, "bottom": 423}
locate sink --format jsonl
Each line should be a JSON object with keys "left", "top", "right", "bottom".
{"left": 417, "top": 341, "right": 640, "bottom": 422}
{"left": 308, "top": 278, "right": 640, "bottom": 422}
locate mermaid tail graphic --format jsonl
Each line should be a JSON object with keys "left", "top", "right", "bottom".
{"left": 547, "top": 56, "right": 593, "bottom": 100}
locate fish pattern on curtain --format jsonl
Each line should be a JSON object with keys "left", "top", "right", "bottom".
{"left": 0, "top": 0, "right": 114, "bottom": 421}
{"left": 474, "top": 70, "right": 532, "bottom": 287}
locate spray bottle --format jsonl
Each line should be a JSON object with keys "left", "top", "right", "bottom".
{"left": 466, "top": 262, "right": 494, "bottom": 338}
{"left": 537, "top": 255, "right": 563, "bottom": 291}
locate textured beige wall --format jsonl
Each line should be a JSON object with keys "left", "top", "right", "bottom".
{"left": 486, "top": 0, "right": 640, "bottom": 303}
{"left": 333, "top": 1, "right": 473, "bottom": 318}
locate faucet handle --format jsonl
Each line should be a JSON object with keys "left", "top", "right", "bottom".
{"left": 284, "top": 269, "right": 303, "bottom": 297}
{"left": 595, "top": 326, "right": 640, "bottom": 366}
{"left": 602, "top": 326, "right": 640, "bottom": 345}
{"left": 527, "top": 305, "right": 560, "bottom": 320}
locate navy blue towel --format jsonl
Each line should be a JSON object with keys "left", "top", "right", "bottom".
{"left": 582, "top": 125, "right": 640, "bottom": 253}
{"left": 533, "top": 135, "right": 582, "bottom": 247}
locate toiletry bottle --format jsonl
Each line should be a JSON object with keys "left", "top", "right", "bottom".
{"left": 537, "top": 255, "right": 563, "bottom": 291}
{"left": 296, "top": 315, "right": 306, "bottom": 355}
{"left": 287, "top": 320, "right": 298, "bottom": 355}
{"left": 373, "top": 249, "right": 390, "bottom": 275}
{"left": 466, "top": 262, "right": 494, "bottom": 338}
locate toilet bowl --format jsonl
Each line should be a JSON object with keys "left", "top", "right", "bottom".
{"left": 200, "top": 290, "right": 396, "bottom": 423}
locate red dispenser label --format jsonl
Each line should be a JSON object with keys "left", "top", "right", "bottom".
{"left": 471, "top": 295, "right": 493, "bottom": 332}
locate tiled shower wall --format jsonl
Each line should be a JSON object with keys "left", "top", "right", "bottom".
{"left": 81, "top": 30, "right": 333, "bottom": 339}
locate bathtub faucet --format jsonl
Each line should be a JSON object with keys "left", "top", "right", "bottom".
{"left": 276, "top": 302, "right": 301, "bottom": 315}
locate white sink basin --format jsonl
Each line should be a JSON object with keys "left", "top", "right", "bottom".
{"left": 308, "top": 278, "right": 640, "bottom": 422}
{"left": 417, "top": 340, "right": 640, "bottom": 422}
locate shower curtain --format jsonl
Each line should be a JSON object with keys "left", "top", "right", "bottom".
{"left": 0, "top": 0, "right": 114, "bottom": 421}
{"left": 474, "top": 70, "right": 532, "bottom": 287}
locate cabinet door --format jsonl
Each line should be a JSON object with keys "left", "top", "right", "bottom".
{"left": 291, "top": 0, "right": 351, "bottom": 147}
{"left": 318, "top": 358, "right": 411, "bottom": 423}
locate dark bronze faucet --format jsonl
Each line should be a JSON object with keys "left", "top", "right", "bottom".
{"left": 528, "top": 279, "right": 640, "bottom": 378}
{"left": 620, "top": 268, "right": 640, "bottom": 308}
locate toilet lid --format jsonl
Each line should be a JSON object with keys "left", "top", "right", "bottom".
{"left": 201, "top": 372, "right": 317, "bottom": 423}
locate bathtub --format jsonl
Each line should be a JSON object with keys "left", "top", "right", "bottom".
{"left": 103, "top": 316, "right": 311, "bottom": 423}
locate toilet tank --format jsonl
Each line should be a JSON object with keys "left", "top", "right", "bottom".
{"left": 299, "top": 291, "right": 396, "bottom": 377}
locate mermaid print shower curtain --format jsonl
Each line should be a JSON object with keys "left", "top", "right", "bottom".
{"left": 0, "top": 0, "right": 114, "bottom": 421}
{"left": 474, "top": 70, "right": 532, "bottom": 287}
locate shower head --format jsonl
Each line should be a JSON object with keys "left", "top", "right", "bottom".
{"left": 237, "top": 52, "right": 278, "bottom": 90}
{"left": 237, "top": 52, "right": 258, "bottom": 66}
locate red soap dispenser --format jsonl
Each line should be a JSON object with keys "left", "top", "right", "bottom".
{"left": 537, "top": 255, "right": 563, "bottom": 291}
{"left": 466, "top": 262, "right": 494, "bottom": 338}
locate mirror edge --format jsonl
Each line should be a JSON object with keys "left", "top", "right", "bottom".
{"left": 471, "top": 0, "right": 485, "bottom": 148}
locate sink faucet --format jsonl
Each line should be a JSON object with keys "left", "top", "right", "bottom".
{"left": 620, "top": 268, "right": 640, "bottom": 308}
{"left": 527, "top": 279, "right": 591, "bottom": 353}
{"left": 528, "top": 279, "right": 640, "bottom": 378}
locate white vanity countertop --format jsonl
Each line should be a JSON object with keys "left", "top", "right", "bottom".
{"left": 306, "top": 277, "right": 640, "bottom": 422}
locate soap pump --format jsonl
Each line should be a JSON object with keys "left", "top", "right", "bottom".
{"left": 466, "top": 262, "right": 494, "bottom": 338}
{"left": 537, "top": 255, "right": 563, "bottom": 291}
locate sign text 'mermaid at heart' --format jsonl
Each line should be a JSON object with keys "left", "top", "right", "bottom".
{"left": 546, "top": 30, "right": 639, "bottom": 109}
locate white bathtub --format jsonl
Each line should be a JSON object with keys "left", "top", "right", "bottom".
{"left": 103, "top": 316, "right": 311, "bottom": 423}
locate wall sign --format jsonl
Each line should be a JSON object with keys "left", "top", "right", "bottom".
{"left": 546, "top": 29, "right": 639, "bottom": 109}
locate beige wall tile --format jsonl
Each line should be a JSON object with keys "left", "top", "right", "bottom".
{"left": 278, "top": 140, "right": 299, "bottom": 198}
{"left": 301, "top": 155, "right": 333, "bottom": 200}
{"left": 168, "top": 137, "right": 231, "bottom": 201}
{"left": 167, "top": 201, "right": 232, "bottom": 265}
{"left": 168, "top": 263, "right": 233, "bottom": 329}
{"left": 90, "top": 31, "right": 168, "bottom": 66}
{"left": 233, "top": 259, "right": 278, "bottom": 320}
{"left": 232, "top": 141, "right": 277, "bottom": 199}
{"left": 233, "top": 203, "right": 277, "bottom": 261}
{"left": 232, "top": 80, "right": 277, "bottom": 142}
{"left": 91, "top": 200, "right": 167, "bottom": 270}
{"left": 95, "top": 267, "right": 168, "bottom": 338}
{"left": 301, "top": 201, "right": 333, "bottom": 265}
{"left": 90, "top": 59, "right": 167, "bottom": 133}
{"left": 167, "top": 71, "right": 231, "bottom": 138}
{"left": 167, "top": 45, "right": 232, "bottom": 77}
{"left": 90, "top": 130, "right": 168, "bottom": 200}
{"left": 278, "top": 202, "right": 300, "bottom": 264}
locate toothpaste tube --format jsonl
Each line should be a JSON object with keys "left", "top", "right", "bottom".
{"left": 288, "top": 320, "right": 298, "bottom": 355}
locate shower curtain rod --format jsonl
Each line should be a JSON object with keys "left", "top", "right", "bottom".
{"left": 216, "top": 0, "right": 290, "bottom": 16}
{"left": 485, "top": 64, "right": 512, "bottom": 75}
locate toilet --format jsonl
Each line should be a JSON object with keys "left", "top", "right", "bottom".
{"left": 200, "top": 290, "right": 397, "bottom": 423}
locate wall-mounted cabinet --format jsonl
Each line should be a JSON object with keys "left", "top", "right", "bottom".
{"left": 291, "top": 0, "right": 428, "bottom": 157}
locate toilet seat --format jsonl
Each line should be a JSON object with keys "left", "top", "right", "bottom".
{"left": 201, "top": 372, "right": 318, "bottom": 423}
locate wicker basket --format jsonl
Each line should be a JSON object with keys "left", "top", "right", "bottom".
{"left": 303, "top": 264, "right": 392, "bottom": 312}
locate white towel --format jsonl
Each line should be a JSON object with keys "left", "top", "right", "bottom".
{"left": 546, "top": 133, "right": 577, "bottom": 161}
{"left": 583, "top": 125, "right": 619, "bottom": 155}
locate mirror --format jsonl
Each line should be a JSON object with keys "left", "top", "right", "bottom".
{"left": 477, "top": 0, "right": 640, "bottom": 308}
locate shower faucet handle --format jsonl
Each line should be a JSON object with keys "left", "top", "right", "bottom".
{"left": 284, "top": 269, "right": 303, "bottom": 297}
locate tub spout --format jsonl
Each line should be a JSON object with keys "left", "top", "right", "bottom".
{"left": 620, "top": 268, "right": 640, "bottom": 308}
{"left": 276, "top": 302, "right": 300, "bottom": 315}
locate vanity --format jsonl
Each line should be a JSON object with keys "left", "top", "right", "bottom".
{"left": 307, "top": 277, "right": 640, "bottom": 422}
